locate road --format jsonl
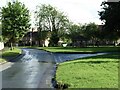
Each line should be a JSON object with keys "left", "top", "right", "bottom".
{"left": 54, "top": 53, "right": 106, "bottom": 63}
{"left": 2, "top": 48, "right": 55, "bottom": 88}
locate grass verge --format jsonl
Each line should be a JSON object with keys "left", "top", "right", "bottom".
{"left": 0, "top": 47, "right": 21, "bottom": 63}
{"left": 34, "top": 46, "right": 120, "bottom": 53}
{"left": 55, "top": 53, "right": 119, "bottom": 88}
{"left": 0, "top": 58, "right": 6, "bottom": 63}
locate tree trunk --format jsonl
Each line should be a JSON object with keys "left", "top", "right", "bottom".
{"left": 51, "top": 19, "right": 59, "bottom": 46}
{"left": 10, "top": 42, "right": 13, "bottom": 50}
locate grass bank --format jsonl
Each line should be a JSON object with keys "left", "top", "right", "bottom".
{"left": 55, "top": 53, "right": 119, "bottom": 88}
{"left": 0, "top": 58, "right": 6, "bottom": 63}
{"left": 0, "top": 47, "right": 21, "bottom": 63}
{"left": 34, "top": 46, "right": 120, "bottom": 53}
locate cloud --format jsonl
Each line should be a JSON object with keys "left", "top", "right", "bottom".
{"left": 46, "top": 0, "right": 104, "bottom": 24}
{"left": 0, "top": 0, "right": 105, "bottom": 25}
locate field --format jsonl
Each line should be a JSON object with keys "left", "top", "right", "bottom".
{"left": 56, "top": 53, "right": 119, "bottom": 88}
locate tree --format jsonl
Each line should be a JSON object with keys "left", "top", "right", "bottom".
{"left": 99, "top": 1, "right": 120, "bottom": 40}
{"left": 67, "top": 23, "right": 86, "bottom": 47}
{"left": 67, "top": 23, "right": 100, "bottom": 47}
{"left": 82, "top": 23, "right": 100, "bottom": 45}
{"left": 68, "top": 24, "right": 81, "bottom": 42}
{"left": 1, "top": 1, "right": 30, "bottom": 49}
{"left": 83, "top": 23, "right": 99, "bottom": 40}
{"left": 35, "top": 4, "right": 69, "bottom": 46}
{"left": 0, "top": 23, "right": 2, "bottom": 42}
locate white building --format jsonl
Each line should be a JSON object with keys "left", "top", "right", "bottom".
{"left": 0, "top": 42, "right": 4, "bottom": 50}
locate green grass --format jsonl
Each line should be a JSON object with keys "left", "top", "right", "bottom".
{"left": 0, "top": 58, "right": 6, "bottom": 63}
{"left": 0, "top": 47, "right": 21, "bottom": 63}
{"left": 34, "top": 46, "right": 120, "bottom": 53}
{"left": 56, "top": 53, "right": 119, "bottom": 88}
{"left": 2, "top": 47, "right": 21, "bottom": 57}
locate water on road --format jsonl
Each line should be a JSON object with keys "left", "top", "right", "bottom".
{"left": 2, "top": 49, "right": 55, "bottom": 88}
{"left": 53, "top": 53, "right": 106, "bottom": 63}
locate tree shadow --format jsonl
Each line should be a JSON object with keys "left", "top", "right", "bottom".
{"left": 67, "top": 53, "right": 120, "bottom": 64}
{"left": 73, "top": 60, "right": 119, "bottom": 64}
{"left": 86, "top": 53, "right": 120, "bottom": 60}
{"left": 2, "top": 52, "right": 21, "bottom": 62}
{"left": 45, "top": 47, "right": 120, "bottom": 54}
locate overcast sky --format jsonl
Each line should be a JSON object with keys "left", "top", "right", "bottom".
{"left": 1, "top": 0, "right": 107, "bottom": 27}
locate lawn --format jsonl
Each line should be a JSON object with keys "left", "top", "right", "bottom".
{"left": 0, "top": 58, "right": 6, "bottom": 63}
{"left": 35, "top": 46, "right": 120, "bottom": 53}
{"left": 2, "top": 47, "right": 21, "bottom": 57}
{"left": 56, "top": 53, "right": 119, "bottom": 88}
{"left": 0, "top": 47, "right": 21, "bottom": 63}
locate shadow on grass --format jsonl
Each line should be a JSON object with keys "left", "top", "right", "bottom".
{"left": 73, "top": 60, "right": 119, "bottom": 64}
{"left": 77, "top": 53, "right": 120, "bottom": 61}
{"left": 66, "top": 53, "right": 120, "bottom": 64}
{"left": 87, "top": 53, "right": 120, "bottom": 60}
{"left": 2, "top": 52, "right": 21, "bottom": 62}
{"left": 66, "top": 47, "right": 120, "bottom": 52}
{"left": 39, "top": 46, "right": 120, "bottom": 53}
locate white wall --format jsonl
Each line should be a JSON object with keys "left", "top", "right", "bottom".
{"left": 0, "top": 42, "right": 4, "bottom": 50}
{"left": 45, "top": 39, "right": 49, "bottom": 47}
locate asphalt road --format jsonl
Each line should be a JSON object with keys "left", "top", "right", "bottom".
{"left": 54, "top": 53, "right": 106, "bottom": 63}
{"left": 2, "top": 48, "right": 55, "bottom": 88}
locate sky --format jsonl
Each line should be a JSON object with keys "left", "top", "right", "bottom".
{"left": 0, "top": 0, "right": 107, "bottom": 27}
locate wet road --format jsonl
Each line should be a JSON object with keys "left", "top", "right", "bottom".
{"left": 2, "top": 48, "right": 55, "bottom": 88}
{"left": 54, "top": 53, "right": 106, "bottom": 63}
{"left": 1, "top": 48, "right": 106, "bottom": 88}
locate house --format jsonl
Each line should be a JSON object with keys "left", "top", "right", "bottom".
{"left": 20, "top": 28, "right": 51, "bottom": 47}
{"left": 0, "top": 36, "right": 4, "bottom": 50}
{"left": 20, "top": 31, "right": 39, "bottom": 46}
{"left": 0, "top": 42, "right": 4, "bottom": 50}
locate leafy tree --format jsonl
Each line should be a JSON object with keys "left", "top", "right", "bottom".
{"left": 0, "top": 23, "right": 1, "bottom": 33}
{"left": 99, "top": 1, "right": 120, "bottom": 40}
{"left": 67, "top": 23, "right": 100, "bottom": 47}
{"left": 35, "top": 4, "right": 69, "bottom": 46}
{"left": 83, "top": 23, "right": 100, "bottom": 46}
{"left": 67, "top": 23, "right": 86, "bottom": 47}
{"left": 0, "top": 24, "right": 2, "bottom": 42}
{"left": 40, "top": 31, "right": 50, "bottom": 46}
{"left": 1, "top": 1, "right": 30, "bottom": 49}
{"left": 68, "top": 24, "right": 81, "bottom": 42}
{"left": 83, "top": 23, "right": 99, "bottom": 40}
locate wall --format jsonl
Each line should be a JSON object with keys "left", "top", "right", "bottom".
{"left": 0, "top": 42, "right": 4, "bottom": 50}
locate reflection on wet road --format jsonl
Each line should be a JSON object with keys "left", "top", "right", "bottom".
{"left": 54, "top": 53, "right": 106, "bottom": 63}
{"left": 2, "top": 48, "right": 106, "bottom": 88}
{"left": 2, "top": 49, "right": 55, "bottom": 88}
